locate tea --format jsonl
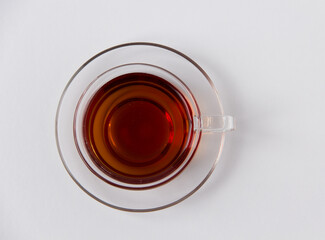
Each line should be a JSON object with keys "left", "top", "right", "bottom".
{"left": 83, "top": 73, "right": 194, "bottom": 185}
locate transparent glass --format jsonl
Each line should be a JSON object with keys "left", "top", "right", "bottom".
{"left": 56, "top": 42, "right": 235, "bottom": 212}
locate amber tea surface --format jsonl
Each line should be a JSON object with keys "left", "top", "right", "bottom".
{"left": 83, "top": 73, "right": 194, "bottom": 184}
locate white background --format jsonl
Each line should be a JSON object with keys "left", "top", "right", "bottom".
{"left": 1, "top": 0, "right": 325, "bottom": 239}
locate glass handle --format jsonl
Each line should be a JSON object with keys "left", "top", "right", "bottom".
{"left": 194, "top": 115, "right": 235, "bottom": 132}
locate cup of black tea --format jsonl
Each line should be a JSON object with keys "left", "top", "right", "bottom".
{"left": 56, "top": 42, "right": 235, "bottom": 211}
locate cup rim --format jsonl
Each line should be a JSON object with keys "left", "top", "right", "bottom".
{"left": 73, "top": 63, "right": 202, "bottom": 190}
